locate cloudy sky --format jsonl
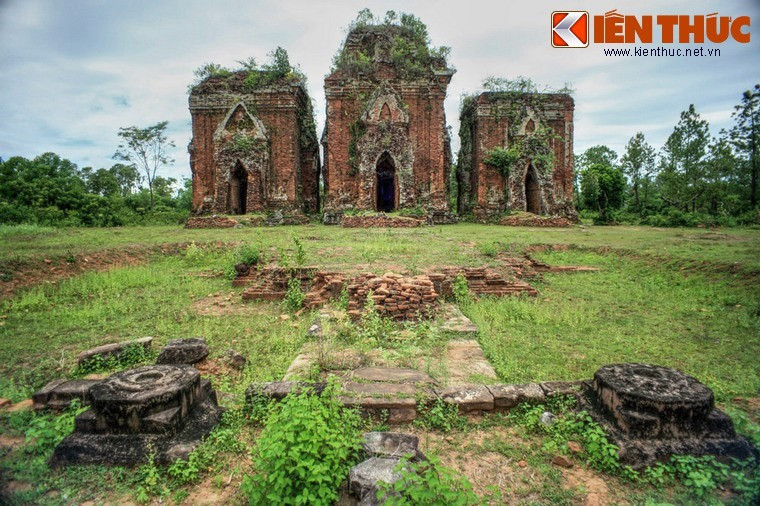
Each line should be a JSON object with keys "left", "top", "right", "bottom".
{"left": 1, "top": 0, "right": 758, "bottom": 183}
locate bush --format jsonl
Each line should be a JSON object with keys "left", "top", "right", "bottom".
{"left": 451, "top": 274, "right": 472, "bottom": 306}
{"left": 237, "top": 243, "right": 260, "bottom": 265}
{"left": 284, "top": 277, "right": 305, "bottom": 312}
{"left": 241, "top": 380, "right": 362, "bottom": 505}
{"left": 378, "top": 455, "right": 482, "bottom": 505}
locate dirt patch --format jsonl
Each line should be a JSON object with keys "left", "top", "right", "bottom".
{"left": 3, "top": 481, "right": 32, "bottom": 494}
{"left": 730, "top": 397, "right": 760, "bottom": 421}
{"left": 562, "top": 466, "right": 624, "bottom": 506}
{"left": 0, "top": 243, "right": 198, "bottom": 300}
{"left": 0, "top": 434, "right": 26, "bottom": 450}
{"left": 181, "top": 477, "right": 239, "bottom": 505}
{"left": 192, "top": 291, "right": 269, "bottom": 316}
{"left": 194, "top": 358, "right": 239, "bottom": 378}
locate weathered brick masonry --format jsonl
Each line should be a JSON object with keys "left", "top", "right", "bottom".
{"left": 188, "top": 71, "right": 319, "bottom": 216}
{"left": 458, "top": 92, "right": 577, "bottom": 220}
{"left": 322, "top": 25, "right": 455, "bottom": 218}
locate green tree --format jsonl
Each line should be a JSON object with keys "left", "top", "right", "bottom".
{"left": 702, "top": 135, "right": 737, "bottom": 214}
{"left": 113, "top": 121, "right": 175, "bottom": 209}
{"left": 86, "top": 168, "right": 121, "bottom": 197}
{"left": 575, "top": 145, "right": 618, "bottom": 209}
{"left": 620, "top": 132, "right": 656, "bottom": 213}
{"left": 580, "top": 163, "right": 626, "bottom": 223}
{"left": 109, "top": 163, "right": 141, "bottom": 196}
{"left": 729, "top": 84, "right": 760, "bottom": 209}
{"left": 658, "top": 105, "right": 710, "bottom": 212}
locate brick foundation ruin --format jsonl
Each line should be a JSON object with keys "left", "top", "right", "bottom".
{"left": 340, "top": 215, "right": 425, "bottom": 228}
{"left": 237, "top": 263, "right": 542, "bottom": 319}
{"left": 188, "top": 70, "right": 319, "bottom": 216}
{"left": 345, "top": 273, "right": 438, "bottom": 320}
{"left": 457, "top": 92, "right": 577, "bottom": 220}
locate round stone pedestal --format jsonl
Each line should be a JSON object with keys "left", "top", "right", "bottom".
{"left": 583, "top": 363, "right": 757, "bottom": 467}
{"left": 593, "top": 363, "right": 714, "bottom": 438}
{"left": 51, "top": 365, "right": 221, "bottom": 466}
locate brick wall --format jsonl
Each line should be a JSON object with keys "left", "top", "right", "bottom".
{"left": 188, "top": 71, "right": 319, "bottom": 216}
{"left": 460, "top": 92, "right": 577, "bottom": 220}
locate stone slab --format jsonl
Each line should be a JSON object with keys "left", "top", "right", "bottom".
{"left": 33, "top": 379, "right": 101, "bottom": 411}
{"left": 444, "top": 340, "right": 498, "bottom": 385}
{"left": 539, "top": 380, "right": 585, "bottom": 397}
{"left": 487, "top": 383, "right": 545, "bottom": 408}
{"left": 363, "top": 432, "right": 422, "bottom": 460}
{"left": 352, "top": 367, "right": 434, "bottom": 384}
{"left": 339, "top": 396, "right": 417, "bottom": 411}
{"left": 156, "top": 338, "right": 209, "bottom": 365}
{"left": 439, "top": 304, "right": 478, "bottom": 335}
{"left": 77, "top": 337, "right": 153, "bottom": 365}
{"left": 435, "top": 385, "right": 494, "bottom": 412}
{"left": 349, "top": 457, "right": 404, "bottom": 505}
{"left": 344, "top": 382, "right": 417, "bottom": 398}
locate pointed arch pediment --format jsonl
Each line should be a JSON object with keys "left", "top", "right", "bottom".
{"left": 516, "top": 108, "right": 540, "bottom": 135}
{"left": 362, "top": 84, "right": 409, "bottom": 124}
{"left": 214, "top": 102, "right": 268, "bottom": 142}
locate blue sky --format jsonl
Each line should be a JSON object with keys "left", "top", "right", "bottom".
{"left": 0, "top": 0, "right": 758, "bottom": 183}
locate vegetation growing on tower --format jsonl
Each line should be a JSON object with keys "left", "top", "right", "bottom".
{"left": 330, "top": 9, "right": 452, "bottom": 79}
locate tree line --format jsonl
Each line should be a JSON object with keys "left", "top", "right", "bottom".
{"left": 577, "top": 84, "right": 759, "bottom": 227}
{"left": 0, "top": 123, "right": 189, "bottom": 227}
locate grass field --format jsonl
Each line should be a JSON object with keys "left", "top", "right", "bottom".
{"left": 0, "top": 222, "right": 758, "bottom": 504}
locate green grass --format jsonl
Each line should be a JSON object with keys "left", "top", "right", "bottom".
{"left": 0, "top": 250, "right": 307, "bottom": 402}
{"left": 469, "top": 250, "right": 760, "bottom": 401}
{"left": 1, "top": 223, "right": 759, "bottom": 273}
{"left": 0, "top": 223, "right": 758, "bottom": 504}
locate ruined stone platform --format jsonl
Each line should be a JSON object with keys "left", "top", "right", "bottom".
{"left": 33, "top": 379, "right": 100, "bottom": 411}
{"left": 582, "top": 363, "right": 758, "bottom": 467}
{"left": 51, "top": 365, "right": 221, "bottom": 466}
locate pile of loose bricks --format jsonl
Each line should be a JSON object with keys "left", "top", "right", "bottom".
{"left": 237, "top": 264, "right": 546, "bottom": 317}
{"left": 340, "top": 215, "right": 425, "bottom": 228}
{"left": 345, "top": 273, "right": 438, "bottom": 320}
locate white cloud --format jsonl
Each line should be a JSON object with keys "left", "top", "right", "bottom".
{"left": 0, "top": 0, "right": 758, "bottom": 180}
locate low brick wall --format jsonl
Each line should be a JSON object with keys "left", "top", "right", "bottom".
{"left": 185, "top": 215, "right": 239, "bottom": 229}
{"left": 340, "top": 215, "right": 425, "bottom": 228}
{"left": 245, "top": 380, "right": 585, "bottom": 423}
{"left": 428, "top": 267, "right": 538, "bottom": 298}
{"left": 241, "top": 267, "right": 317, "bottom": 301}
{"left": 499, "top": 215, "right": 573, "bottom": 227}
{"left": 346, "top": 273, "right": 438, "bottom": 320}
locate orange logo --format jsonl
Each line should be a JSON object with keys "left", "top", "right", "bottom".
{"left": 552, "top": 11, "right": 589, "bottom": 47}
{"left": 593, "top": 10, "right": 751, "bottom": 44}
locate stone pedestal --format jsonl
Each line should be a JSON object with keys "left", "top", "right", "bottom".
{"left": 156, "top": 338, "right": 209, "bottom": 365}
{"left": 51, "top": 365, "right": 221, "bottom": 466}
{"left": 583, "top": 364, "right": 757, "bottom": 467}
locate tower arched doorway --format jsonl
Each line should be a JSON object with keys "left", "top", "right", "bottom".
{"left": 375, "top": 152, "right": 397, "bottom": 212}
{"left": 525, "top": 164, "right": 541, "bottom": 214}
{"left": 228, "top": 161, "right": 248, "bottom": 215}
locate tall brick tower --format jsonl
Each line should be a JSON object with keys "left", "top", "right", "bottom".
{"left": 322, "top": 19, "right": 455, "bottom": 221}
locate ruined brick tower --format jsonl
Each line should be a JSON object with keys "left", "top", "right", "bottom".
{"left": 322, "top": 22, "right": 455, "bottom": 219}
{"left": 457, "top": 92, "right": 576, "bottom": 219}
{"left": 188, "top": 71, "right": 319, "bottom": 215}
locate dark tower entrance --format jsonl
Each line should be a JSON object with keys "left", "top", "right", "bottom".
{"left": 229, "top": 161, "right": 248, "bottom": 215}
{"left": 525, "top": 164, "right": 540, "bottom": 214}
{"left": 375, "top": 152, "right": 396, "bottom": 212}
